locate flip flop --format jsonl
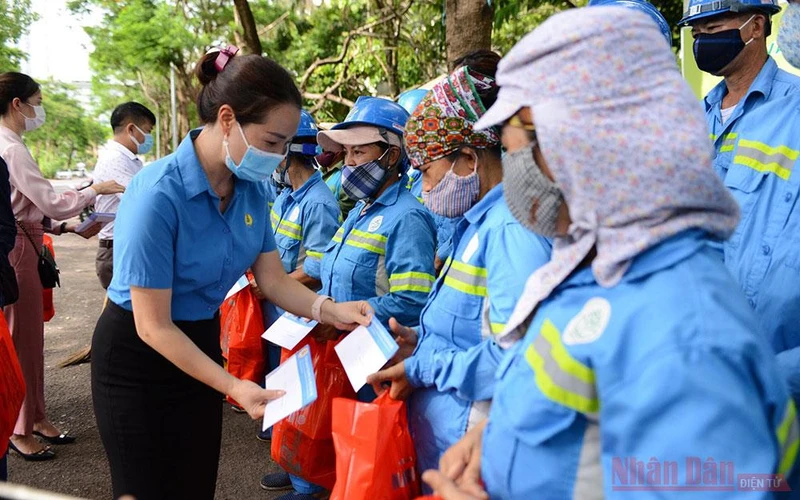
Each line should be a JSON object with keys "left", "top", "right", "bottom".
{"left": 32, "top": 431, "right": 76, "bottom": 445}
{"left": 8, "top": 441, "right": 55, "bottom": 461}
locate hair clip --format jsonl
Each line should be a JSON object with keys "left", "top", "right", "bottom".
{"left": 214, "top": 45, "right": 240, "bottom": 73}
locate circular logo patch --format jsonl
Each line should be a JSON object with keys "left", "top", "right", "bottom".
{"left": 562, "top": 297, "right": 612, "bottom": 345}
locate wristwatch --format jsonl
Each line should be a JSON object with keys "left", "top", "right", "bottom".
{"left": 312, "top": 295, "right": 333, "bottom": 324}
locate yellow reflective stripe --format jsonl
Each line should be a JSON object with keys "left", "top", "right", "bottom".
{"left": 280, "top": 219, "right": 302, "bottom": 232}
{"left": 332, "top": 227, "right": 344, "bottom": 243}
{"left": 719, "top": 133, "right": 738, "bottom": 153}
{"left": 350, "top": 228, "right": 388, "bottom": 244}
{"left": 777, "top": 401, "right": 800, "bottom": 475}
{"left": 276, "top": 227, "right": 302, "bottom": 240}
{"left": 389, "top": 271, "right": 434, "bottom": 293}
{"left": 449, "top": 259, "right": 488, "bottom": 277}
{"left": 345, "top": 229, "right": 387, "bottom": 255}
{"left": 734, "top": 139, "right": 798, "bottom": 180}
{"left": 306, "top": 250, "right": 323, "bottom": 259}
{"left": 345, "top": 238, "right": 385, "bottom": 255}
{"left": 709, "top": 133, "right": 717, "bottom": 141}
{"left": 490, "top": 322, "right": 505, "bottom": 334}
{"left": 524, "top": 320, "right": 599, "bottom": 413}
{"left": 270, "top": 209, "right": 280, "bottom": 230}
{"left": 443, "top": 259, "right": 488, "bottom": 296}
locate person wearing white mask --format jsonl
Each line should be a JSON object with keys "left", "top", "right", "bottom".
{"left": 92, "top": 101, "right": 156, "bottom": 289}
{"left": 0, "top": 71, "right": 125, "bottom": 461}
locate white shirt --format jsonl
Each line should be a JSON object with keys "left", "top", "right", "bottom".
{"left": 720, "top": 105, "right": 735, "bottom": 126}
{"left": 92, "top": 140, "right": 142, "bottom": 240}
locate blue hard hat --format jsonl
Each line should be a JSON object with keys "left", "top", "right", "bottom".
{"left": 295, "top": 110, "right": 319, "bottom": 140}
{"left": 396, "top": 89, "right": 430, "bottom": 115}
{"left": 589, "top": 0, "right": 672, "bottom": 43}
{"left": 288, "top": 110, "right": 322, "bottom": 156}
{"left": 333, "top": 96, "right": 409, "bottom": 137}
{"left": 678, "top": 0, "right": 780, "bottom": 26}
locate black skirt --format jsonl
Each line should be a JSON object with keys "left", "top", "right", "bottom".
{"left": 91, "top": 301, "right": 223, "bottom": 500}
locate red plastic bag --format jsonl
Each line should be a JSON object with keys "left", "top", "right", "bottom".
{"left": 219, "top": 285, "right": 265, "bottom": 406}
{"left": 271, "top": 336, "right": 356, "bottom": 490}
{"left": 331, "top": 392, "right": 421, "bottom": 500}
{"left": 42, "top": 235, "right": 55, "bottom": 322}
{"left": 0, "top": 310, "right": 25, "bottom": 457}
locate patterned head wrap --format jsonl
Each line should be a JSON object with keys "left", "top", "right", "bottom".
{"left": 476, "top": 7, "right": 741, "bottom": 348}
{"left": 404, "top": 66, "right": 501, "bottom": 168}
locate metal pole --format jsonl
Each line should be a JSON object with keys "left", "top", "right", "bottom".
{"left": 170, "top": 63, "right": 178, "bottom": 152}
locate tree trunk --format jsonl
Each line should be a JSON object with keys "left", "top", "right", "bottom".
{"left": 233, "top": 0, "right": 262, "bottom": 55}
{"left": 445, "top": 0, "right": 493, "bottom": 70}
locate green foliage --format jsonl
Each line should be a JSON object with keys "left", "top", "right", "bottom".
{"left": 24, "top": 81, "right": 108, "bottom": 178}
{"left": 63, "top": 0, "right": 681, "bottom": 155}
{"left": 0, "top": 0, "right": 37, "bottom": 71}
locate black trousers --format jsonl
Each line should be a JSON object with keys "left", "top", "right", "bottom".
{"left": 92, "top": 301, "right": 223, "bottom": 500}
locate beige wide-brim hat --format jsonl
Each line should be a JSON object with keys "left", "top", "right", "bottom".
{"left": 317, "top": 125, "right": 400, "bottom": 152}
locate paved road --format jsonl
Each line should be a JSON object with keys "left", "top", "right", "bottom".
{"left": 5, "top": 235, "right": 286, "bottom": 499}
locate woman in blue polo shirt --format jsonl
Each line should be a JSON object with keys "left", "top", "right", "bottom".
{"left": 90, "top": 47, "right": 370, "bottom": 500}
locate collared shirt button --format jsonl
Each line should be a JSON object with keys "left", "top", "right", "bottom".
{"left": 224, "top": 258, "right": 231, "bottom": 265}
{"left": 762, "top": 244, "right": 771, "bottom": 255}
{"left": 223, "top": 228, "right": 230, "bottom": 234}
{"left": 786, "top": 192, "right": 793, "bottom": 203}
{"left": 207, "top": 305, "right": 213, "bottom": 311}
{"left": 748, "top": 298, "right": 755, "bottom": 308}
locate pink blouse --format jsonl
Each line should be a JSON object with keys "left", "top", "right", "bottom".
{"left": 0, "top": 125, "right": 96, "bottom": 225}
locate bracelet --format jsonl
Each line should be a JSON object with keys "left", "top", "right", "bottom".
{"left": 59, "top": 222, "right": 68, "bottom": 234}
{"left": 312, "top": 295, "right": 333, "bottom": 324}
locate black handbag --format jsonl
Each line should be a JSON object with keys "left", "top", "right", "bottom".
{"left": 0, "top": 256, "right": 19, "bottom": 306}
{"left": 16, "top": 220, "right": 60, "bottom": 289}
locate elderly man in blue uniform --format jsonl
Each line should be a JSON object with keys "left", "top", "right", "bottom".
{"left": 680, "top": 0, "right": 800, "bottom": 177}
{"left": 712, "top": 0, "right": 800, "bottom": 408}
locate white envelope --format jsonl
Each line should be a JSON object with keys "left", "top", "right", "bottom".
{"left": 262, "top": 313, "right": 318, "bottom": 350}
{"left": 224, "top": 275, "right": 250, "bottom": 300}
{"left": 262, "top": 344, "right": 318, "bottom": 431}
{"left": 335, "top": 321, "right": 399, "bottom": 393}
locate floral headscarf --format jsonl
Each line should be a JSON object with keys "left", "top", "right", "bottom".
{"left": 404, "top": 66, "right": 501, "bottom": 167}
{"left": 472, "top": 6, "right": 741, "bottom": 348}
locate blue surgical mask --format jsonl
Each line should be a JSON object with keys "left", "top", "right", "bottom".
{"left": 224, "top": 121, "right": 286, "bottom": 182}
{"left": 130, "top": 124, "right": 154, "bottom": 155}
{"left": 779, "top": 2, "right": 800, "bottom": 69}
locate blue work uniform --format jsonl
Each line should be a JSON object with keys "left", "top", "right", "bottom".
{"left": 482, "top": 230, "right": 799, "bottom": 499}
{"left": 319, "top": 179, "right": 437, "bottom": 330}
{"left": 720, "top": 93, "right": 800, "bottom": 403}
{"left": 270, "top": 171, "right": 341, "bottom": 281}
{"left": 704, "top": 57, "right": 800, "bottom": 178}
{"left": 403, "top": 184, "right": 551, "bottom": 478}
{"left": 264, "top": 171, "right": 341, "bottom": 326}
{"left": 109, "top": 129, "right": 276, "bottom": 320}
{"left": 264, "top": 177, "right": 281, "bottom": 210}
{"left": 406, "top": 169, "right": 458, "bottom": 262}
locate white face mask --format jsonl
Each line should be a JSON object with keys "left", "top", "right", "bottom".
{"left": 20, "top": 102, "right": 46, "bottom": 131}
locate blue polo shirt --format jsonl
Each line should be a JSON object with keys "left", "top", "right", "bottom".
{"left": 108, "top": 130, "right": 277, "bottom": 321}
